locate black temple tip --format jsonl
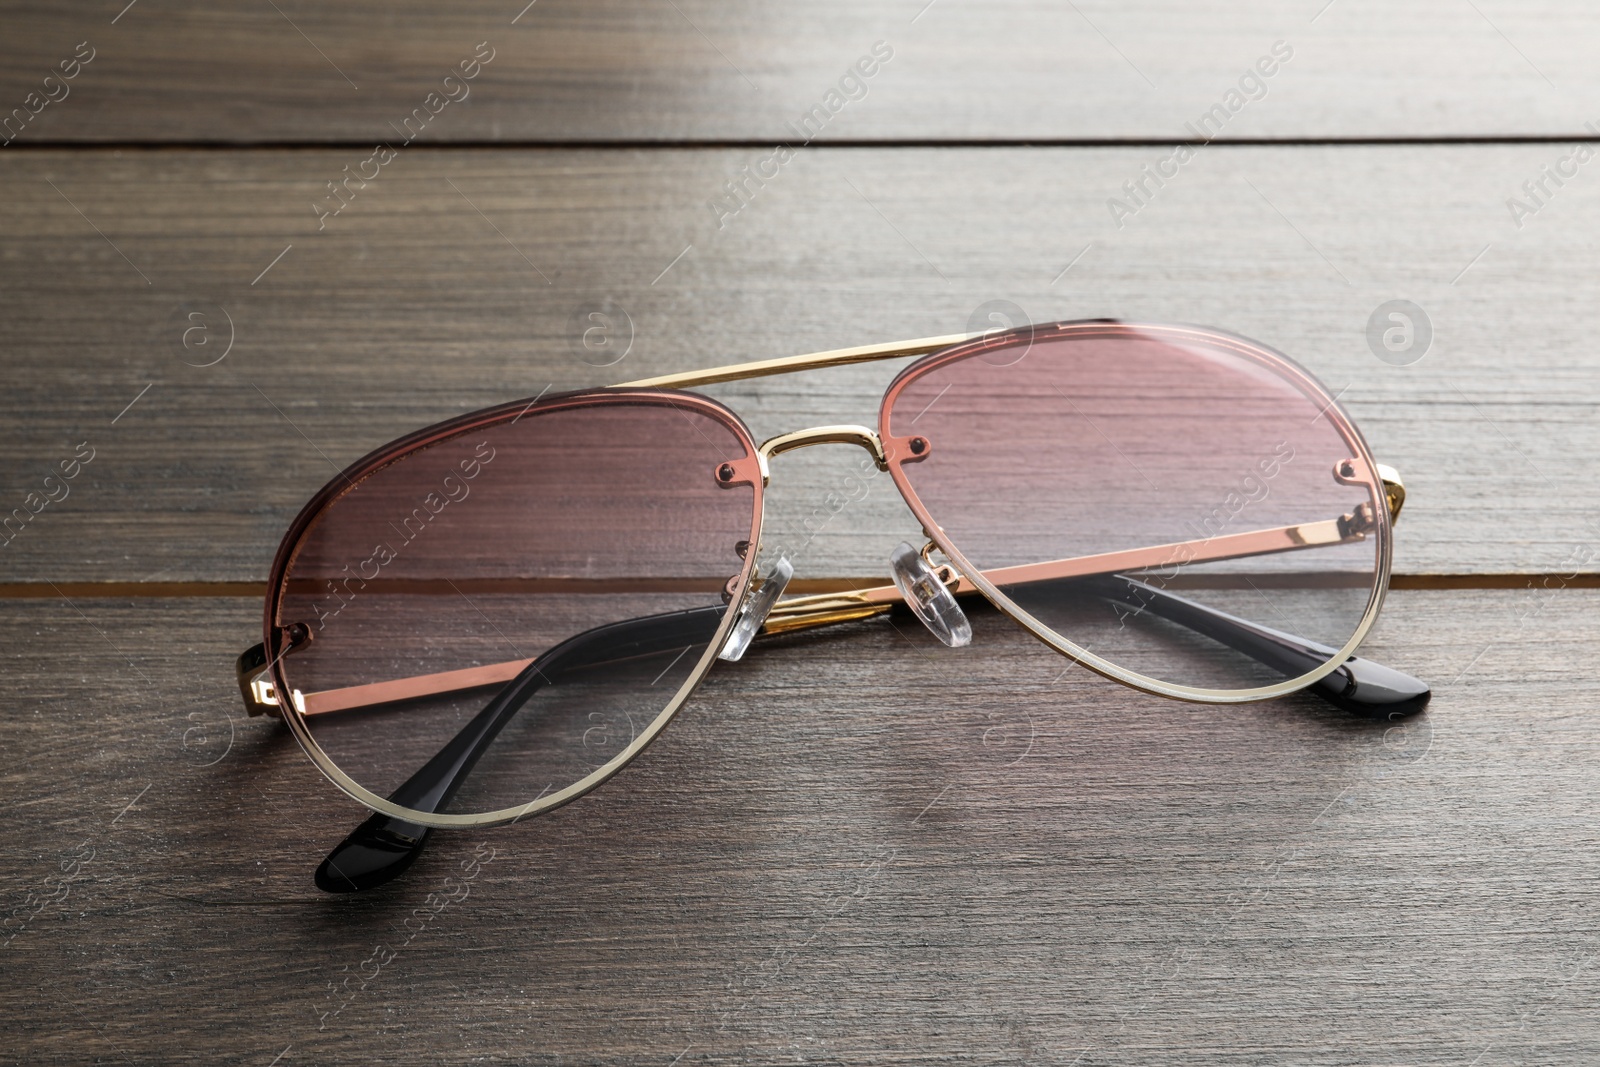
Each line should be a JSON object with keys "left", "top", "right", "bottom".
{"left": 315, "top": 812, "right": 433, "bottom": 894}
{"left": 1311, "top": 654, "right": 1431, "bottom": 721}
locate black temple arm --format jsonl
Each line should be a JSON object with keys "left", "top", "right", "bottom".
{"left": 1075, "top": 574, "right": 1430, "bottom": 720}
{"left": 314, "top": 605, "right": 725, "bottom": 893}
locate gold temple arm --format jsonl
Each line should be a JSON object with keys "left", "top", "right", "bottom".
{"left": 762, "top": 512, "right": 1369, "bottom": 636}
{"left": 769, "top": 468, "right": 1407, "bottom": 636}
{"left": 254, "top": 508, "right": 1383, "bottom": 717}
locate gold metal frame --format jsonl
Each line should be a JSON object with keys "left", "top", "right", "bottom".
{"left": 248, "top": 321, "right": 1408, "bottom": 830}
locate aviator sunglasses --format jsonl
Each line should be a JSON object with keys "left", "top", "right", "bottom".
{"left": 234, "top": 320, "right": 1430, "bottom": 892}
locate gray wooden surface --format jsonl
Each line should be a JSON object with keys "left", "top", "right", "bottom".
{"left": 2, "top": 145, "right": 1599, "bottom": 582}
{"left": 1, "top": 1, "right": 1596, "bottom": 142}
{"left": 3, "top": 2, "right": 1599, "bottom": 1065}
{"left": 2, "top": 590, "right": 1594, "bottom": 1065}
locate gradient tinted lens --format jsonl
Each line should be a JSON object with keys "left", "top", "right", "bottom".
{"left": 268, "top": 395, "right": 759, "bottom": 819}
{"left": 883, "top": 324, "right": 1387, "bottom": 695}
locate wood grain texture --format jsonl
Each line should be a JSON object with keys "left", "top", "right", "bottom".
{"left": 0, "top": 588, "right": 1594, "bottom": 1064}
{"left": 1, "top": 145, "right": 1597, "bottom": 582}
{"left": 0, "top": 1, "right": 1596, "bottom": 144}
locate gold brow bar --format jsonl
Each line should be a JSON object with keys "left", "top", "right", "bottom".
{"left": 610, "top": 333, "right": 972, "bottom": 390}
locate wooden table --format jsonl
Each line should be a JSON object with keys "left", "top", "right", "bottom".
{"left": 4, "top": 3, "right": 1598, "bottom": 1063}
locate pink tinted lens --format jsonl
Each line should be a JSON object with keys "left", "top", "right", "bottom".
{"left": 883, "top": 324, "right": 1387, "bottom": 694}
{"left": 269, "top": 395, "right": 759, "bottom": 817}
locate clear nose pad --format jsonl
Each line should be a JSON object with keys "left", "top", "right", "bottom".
{"left": 718, "top": 555, "right": 795, "bottom": 662}
{"left": 890, "top": 541, "right": 972, "bottom": 648}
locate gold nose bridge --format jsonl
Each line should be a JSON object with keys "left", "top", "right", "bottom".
{"left": 754, "top": 424, "right": 888, "bottom": 486}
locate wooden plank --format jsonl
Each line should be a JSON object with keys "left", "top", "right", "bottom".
{"left": 1, "top": 145, "right": 1595, "bottom": 583}
{"left": 1, "top": 588, "right": 1594, "bottom": 1062}
{"left": 1, "top": 1, "right": 1597, "bottom": 144}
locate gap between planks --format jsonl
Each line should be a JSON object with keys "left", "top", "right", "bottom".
{"left": 0, "top": 574, "right": 1596, "bottom": 599}
{"left": 5, "top": 136, "right": 1600, "bottom": 153}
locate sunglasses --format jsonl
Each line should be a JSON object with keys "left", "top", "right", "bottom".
{"left": 234, "top": 320, "right": 1429, "bottom": 893}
